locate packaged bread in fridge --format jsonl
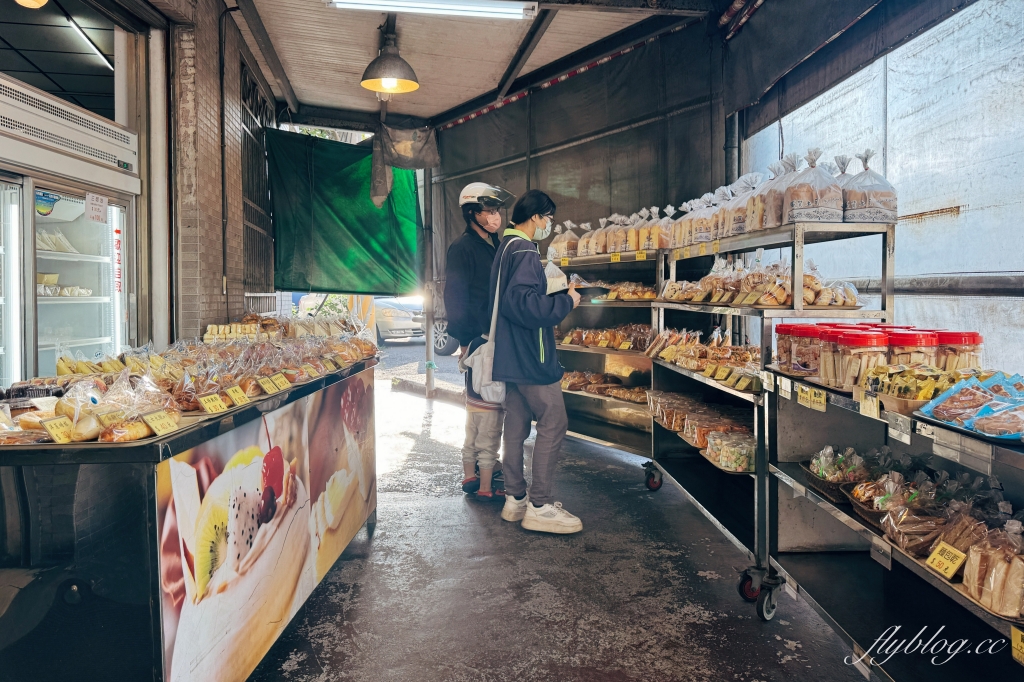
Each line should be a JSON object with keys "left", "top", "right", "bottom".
{"left": 764, "top": 153, "right": 803, "bottom": 229}
{"left": 844, "top": 149, "right": 898, "bottom": 223}
{"left": 783, "top": 148, "right": 844, "bottom": 223}
{"left": 723, "top": 172, "right": 761, "bottom": 236}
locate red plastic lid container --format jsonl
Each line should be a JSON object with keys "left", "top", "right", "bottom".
{"left": 775, "top": 324, "right": 798, "bottom": 335}
{"left": 873, "top": 324, "right": 916, "bottom": 330}
{"left": 791, "top": 325, "right": 822, "bottom": 338}
{"left": 839, "top": 331, "right": 889, "bottom": 347}
{"left": 887, "top": 331, "right": 938, "bottom": 346}
{"left": 819, "top": 328, "right": 847, "bottom": 343}
{"left": 936, "top": 331, "right": 983, "bottom": 345}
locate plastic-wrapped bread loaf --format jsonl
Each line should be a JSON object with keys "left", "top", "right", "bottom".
{"left": 724, "top": 173, "right": 762, "bottom": 236}
{"left": 834, "top": 155, "right": 854, "bottom": 187}
{"left": 843, "top": 149, "right": 898, "bottom": 223}
{"left": 783, "top": 148, "right": 844, "bottom": 223}
{"left": 763, "top": 154, "right": 801, "bottom": 229}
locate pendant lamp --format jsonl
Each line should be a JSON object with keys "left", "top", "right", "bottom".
{"left": 16, "top": 0, "right": 49, "bottom": 7}
{"left": 360, "top": 34, "right": 419, "bottom": 95}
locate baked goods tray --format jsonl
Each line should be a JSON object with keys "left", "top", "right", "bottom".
{"left": 840, "top": 483, "right": 885, "bottom": 531}
{"left": 698, "top": 448, "right": 755, "bottom": 475}
{"left": 797, "top": 461, "right": 849, "bottom": 505}
{"left": 912, "top": 411, "right": 1024, "bottom": 450}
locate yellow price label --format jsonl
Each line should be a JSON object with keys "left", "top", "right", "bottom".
{"left": 683, "top": 246, "right": 691, "bottom": 259}
{"left": 1012, "top": 626, "right": 1024, "bottom": 667}
{"left": 810, "top": 388, "right": 827, "bottom": 412}
{"left": 41, "top": 415, "right": 74, "bottom": 444}
{"left": 698, "top": 243, "right": 707, "bottom": 256}
{"left": 636, "top": 250, "right": 647, "bottom": 261}
{"left": 724, "top": 372, "right": 743, "bottom": 388}
{"left": 560, "top": 380, "right": 571, "bottom": 390}
{"left": 197, "top": 393, "right": 228, "bottom": 414}
{"left": 561, "top": 336, "right": 572, "bottom": 345}
{"left": 302, "top": 364, "right": 320, "bottom": 378}
{"left": 712, "top": 240, "right": 720, "bottom": 254}
{"left": 735, "top": 376, "right": 753, "bottom": 392}
{"left": 321, "top": 357, "right": 337, "bottom": 371}
{"left": 610, "top": 252, "right": 621, "bottom": 263}
{"left": 597, "top": 340, "right": 610, "bottom": 348}
{"left": 859, "top": 392, "right": 880, "bottom": 419}
{"left": 618, "top": 342, "right": 632, "bottom": 350}
{"left": 710, "top": 291, "right": 725, "bottom": 303}
{"left": 714, "top": 366, "right": 732, "bottom": 381}
{"left": 258, "top": 377, "right": 279, "bottom": 394}
{"left": 271, "top": 373, "right": 292, "bottom": 391}
{"left": 224, "top": 385, "right": 250, "bottom": 406}
{"left": 797, "top": 384, "right": 812, "bottom": 408}
{"left": 97, "top": 410, "right": 126, "bottom": 427}
{"left": 142, "top": 410, "right": 178, "bottom": 437}
{"left": 672, "top": 248, "right": 682, "bottom": 261}
{"left": 702, "top": 364, "right": 718, "bottom": 378}
{"left": 925, "top": 541, "right": 967, "bottom": 580}
{"left": 606, "top": 291, "right": 618, "bottom": 300}
{"left": 742, "top": 291, "right": 762, "bottom": 305}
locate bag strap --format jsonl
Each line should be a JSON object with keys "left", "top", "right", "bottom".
{"left": 487, "top": 236, "right": 527, "bottom": 339}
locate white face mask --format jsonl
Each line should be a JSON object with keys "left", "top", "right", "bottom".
{"left": 533, "top": 216, "right": 552, "bottom": 241}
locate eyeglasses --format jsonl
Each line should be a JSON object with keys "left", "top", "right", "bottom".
{"left": 479, "top": 208, "right": 501, "bottom": 216}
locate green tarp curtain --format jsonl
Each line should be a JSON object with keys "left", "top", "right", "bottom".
{"left": 267, "top": 128, "right": 420, "bottom": 295}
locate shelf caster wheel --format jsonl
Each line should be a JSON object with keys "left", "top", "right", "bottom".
{"left": 645, "top": 471, "right": 663, "bottom": 491}
{"left": 756, "top": 587, "right": 778, "bottom": 622}
{"left": 737, "top": 572, "right": 760, "bottom": 603}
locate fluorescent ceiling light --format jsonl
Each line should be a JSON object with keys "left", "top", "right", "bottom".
{"left": 327, "top": 0, "right": 537, "bottom": 20}
{"left": 64, "top": 15, "right": 114, "bottom": 70}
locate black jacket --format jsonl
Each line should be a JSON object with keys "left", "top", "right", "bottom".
{"left": 444, "top": 226, "right": 500, "bottom": 346}
{"left": 487, "top": 230, "right": 574, "bottom": 385}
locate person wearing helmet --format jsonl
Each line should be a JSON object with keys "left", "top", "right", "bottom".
{"left": 446, "top": 183, "right": 515, "bottom": 500}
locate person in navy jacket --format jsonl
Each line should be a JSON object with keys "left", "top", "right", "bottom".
{"left": 487, "top": 190, "right": 583, "bottom": 534}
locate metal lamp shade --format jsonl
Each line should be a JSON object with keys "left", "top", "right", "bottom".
{"left": 360, "top": 45, "right": 419, "bottom": 94}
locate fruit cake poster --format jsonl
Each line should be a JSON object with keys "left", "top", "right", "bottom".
{"left": 155, "top": 373, "right": 375, "bottom": 682}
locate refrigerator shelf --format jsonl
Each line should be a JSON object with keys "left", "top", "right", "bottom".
{"left": 37, "top": 251, "right": 112, "bottom": 264}
{"left": 38, "top": 336, "right": 113, "bottom": 352}
{"left": 38, "top": 296, "right": 111, "bottom": 304}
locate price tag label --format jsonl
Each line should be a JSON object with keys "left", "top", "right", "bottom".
{"left": 760, "top": 370, "right": 774, "bottom": 391}
{"left": 702, "top": 364, "right": 718, "bottom": 378}
{"left": 735, "top": 376, "right": 753, "bottom": 392}
{"left": 197, "top": 393, "right": 228, "bottom": 414}
{"left": 271, "top": 373, "right": 292, "bottom": 391}
{"left": 560, "top": 380, "right": 571, "bottom": 390}
{"left": 560, "top": 257, "right": 569, "bottom": 267}
{"left": 321, "top": 357, "right": 337, "bottom": 371}
{"left": 561, "top": 336, "right": 572, "bottom": 345}
{"left": 778, "top": 376, "right": 792, "bottom": 400}
{"left": 619, "top": 342, "right": 632, "bottom": 350}
{"left": 636, "top": 250, "right": 647, "bottom": 261}
{"left": 712, "top": 240, "right": 721, "bottom": 254}
{"left": 714, "top": 366, "right": 732, "bottom": 381}
{"left": 302, "top": 364, "right": 320, "bottom": 378}
{"left": 698, "top": 243, "right": 707, "bottom": 256}
{"left": 859, "top": 391, "right": 880, "bottom": 419}
{"left": 97, "top": 410, "right": 125, "bottom": 427}
{"left": 224, "top": 385, "right": 250, "bottom": 406}
{"left": 606, "top": 291, "right": 618, "bottom": 300}
{"left": 925, "top": 542, "right": 967, "bottom": 579}
{"left": 797, "top": 384, "right": 812, "bottom": 408}
{"left": 809, "top": 388, "right": 827, "bottom": 412}
{"left": 683, "top": 246, "right": 691, "bottom": 259}
{"left": 258, "top": 377, "right": 279, "bottom": 394}
{"left": 142, "top": 410, "right": 178, "bottom": 437}
{"left": 724, "top": 372, "right": 743, "bottom": 388}
{"left": 40, "top": 415, "right": 74, "bottom": 444}
{"left": 710, "top": 291, "right": 725, "bottom": 303}
{"left": 610, "top": 252, "right": 621, "bottom": 263}
{"left": 742, "top": 291, "right": 762, "bottom": 305}
{"left": 1012, "top": 626, "right": 1024, "bottom": 667}
{"left": 597, "top": 340, "right": 610, "bottom": 348}
{"left": 672, "top": 248, "right": 682, "bottom": 261}
{"left": 887, "top": 412, "right": 913, "bottom": 445}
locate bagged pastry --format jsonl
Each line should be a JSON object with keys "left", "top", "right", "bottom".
{"left": 673, "top": 201, "right": 695, "bottom": 247}
{"left": 710, "top": 187, "right": 732, "bottom": 240}
{"left": 844, "top": 149, "right": 898, "bottom": 222}
{"left": 544, "top": 249, "right": 568, "bottom": 295}
{"left": 745, "top": 163, "right": 784, "bottom": 232}
{"left": 561, "top": 221, "right": 580, "bottom": 257}
{"left": 783, "top": 148, "right": 843, "bottom": 223}
{"left": 576, "top": 223, "right": 593, "bottom": 256}
{"left": 764, "top": 153, "right": 802, "bottom": 229}
{"left": 962, "top": 521, "right": 1024, "bottom": 617}
{"left": 590, "top": 218, "right": 610, "bottom": 255}
{"left": 691, "top": 193, "right": 717, "bottom": 243}
{"left": 723, "top": 173, "right": 762, "bottom": 236}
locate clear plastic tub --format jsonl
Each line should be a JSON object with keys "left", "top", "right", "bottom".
{"left": 789, "top": 325, "right": 821, "bottom": 376}
{"left": 774, "top": 323, "right": 797, "bottom": 369}
{"left": 936, "top": 331, "right": 983, "bottom": 371}
{"left": 818, "top": 328, "right": 845, "bottom": 388}
{"left": 887, "top": 331, "right": 938, "bottom": 366}
{"left": 837, "top": 331, "right": 888, "bottom": 388}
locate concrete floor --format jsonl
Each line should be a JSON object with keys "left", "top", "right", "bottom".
{"left": 249, "top": 382, "right": 864, "bottom": 682}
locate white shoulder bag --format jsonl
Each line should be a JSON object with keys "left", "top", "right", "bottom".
{"left": 461, "top": 239, "right": 521, "bottom": 404}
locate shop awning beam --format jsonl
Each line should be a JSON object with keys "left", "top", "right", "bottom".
{"left": 235, "top": 0, "right": 300, "bottom": 113}
{"left": 292, "top": 105, "right": 429, "bottom": 133}
{"left": 496, "top": 9, "right": 557, "bottom": 101}
{"left": 537, "top": 0, "right": 712, "bottom": 14}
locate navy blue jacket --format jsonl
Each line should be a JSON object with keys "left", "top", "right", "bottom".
{"left": 443, "top": 226, "right": 501, "bottom": 346}
{"left": 487, "top": 229, "right": 573, "bottom": 385}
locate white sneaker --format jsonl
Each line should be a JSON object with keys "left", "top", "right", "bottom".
{"left": 521, "top": 502, "right": 583, "bottom": 534}
{"left": 501, "top": 494, "right": 529, "bottom": 522}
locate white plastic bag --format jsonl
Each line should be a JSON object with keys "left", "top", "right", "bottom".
{"left": 764, "top": 153, "right": 802, "bottom": 229}
{"left": 691, "top": 193, "right": 717, "bottom": 243}
{"left": 545, "top": 247, "right": 568, "bottom": 294}
{"left": 834, "top": 155, "right": 854, "bottom": 186}
{"left": 561, "top": 220, "right": 581, "bottom": 257}
{"left": 724, "top": 173, "right": 762, "bottom": 236}
{"left": 783, "top": 148, "right": 843, "bottom": 223}
{"left": 710, "top": 187, "right": 732, "bottom": 239}
{"left": 576, "top": 222, "right": 594, "bottom": 256}
{"left": 745, "top": 162, "right": 784, "bottom": 232}
{"left": 844, "top": 149, "right": 898, "bottom": 222}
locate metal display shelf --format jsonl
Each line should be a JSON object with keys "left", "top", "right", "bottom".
{"left": 579, "top": 299, "right": 654, "bottom": 308}
{"left": 38, "top": 336, "right": 112, "bottom": 351}
{"left": 562, "top": 388, "right": 649, "bottom": 410}
{"left": 652, "top": 358, "right": 761, "bottom": 404}
{"left": 37, "top": 296, "right": 110, "bottom": 304}
{"left": 653, "top": 300, "right": 885, "bottom": 320}
{"left": 541, "top": 250, "right": 659, "bottom": 267}
{"left": 556, "top": 343, "right": 650, "bottom": 358}
{"left": 662, "top": 222, "right": 891, "bottom": 261}
{"left": 37, "top": 251, "right": 111, "bottom": 263}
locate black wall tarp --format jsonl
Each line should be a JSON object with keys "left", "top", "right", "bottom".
{"left": 433, "top": 19, "right": 723, "bottom": 286}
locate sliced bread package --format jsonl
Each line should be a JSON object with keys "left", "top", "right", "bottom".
{"left": 783, "top": 148, "right": 843, "bottom": 223}
{"left": 844, "top": 149, "right": 898, "bottom": 222}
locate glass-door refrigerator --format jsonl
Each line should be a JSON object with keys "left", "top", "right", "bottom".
{"left": 33, "top": 187, "right": 127, "bottom": 377}
{"left": 0, "top": 181, "right": 22, "bottom": 386}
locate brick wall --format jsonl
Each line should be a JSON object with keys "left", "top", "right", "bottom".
{"left": 171, "top": 0, "right": 273, "bottom": 338}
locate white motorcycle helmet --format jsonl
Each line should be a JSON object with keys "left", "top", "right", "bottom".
{"left": 459, "top": 182, "right": 515, "bottom": 209}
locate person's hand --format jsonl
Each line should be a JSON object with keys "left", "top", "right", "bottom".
{"left": 568, "top": 284, "right": 581, "bottom": 309}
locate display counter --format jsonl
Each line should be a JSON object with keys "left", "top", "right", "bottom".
{"left": 0, "top": 359, "right": 378, "bottom": 682}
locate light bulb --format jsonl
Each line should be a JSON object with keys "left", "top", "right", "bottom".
{"left": 16, "top": 0, "right": 49, "bottom": 7}
{"left": 381, "top": 78, "right": 398, "bottom": 91}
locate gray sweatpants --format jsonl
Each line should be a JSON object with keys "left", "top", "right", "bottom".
{"left": 462, "top": 408, "right": 504, "bottom": 471}
{"left": 502, "top": 381, "right": 568, "bottom": 506}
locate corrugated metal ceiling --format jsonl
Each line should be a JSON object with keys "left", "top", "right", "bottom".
{"left": 239, "top": 0, "right": 644, "bottom": 119}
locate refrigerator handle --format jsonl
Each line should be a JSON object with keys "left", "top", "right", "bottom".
{"left": 21, "top": 178, "right": 37, "bottom": 380}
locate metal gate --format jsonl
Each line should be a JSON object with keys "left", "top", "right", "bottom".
{"left": 240, "top": 63, "right": 275, "bottom": 307}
